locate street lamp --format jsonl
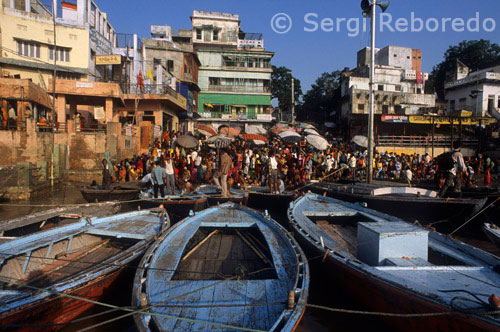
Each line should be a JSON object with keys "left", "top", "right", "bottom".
{"left": 287, "top": 70, "right": 295, "bottom": 125}
{"left": 360, "top": 0, "right": 389, "bottom": 184}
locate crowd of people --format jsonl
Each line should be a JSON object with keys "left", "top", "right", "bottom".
{"left": 101, "top": 129, "right": 500, "bottom": 198}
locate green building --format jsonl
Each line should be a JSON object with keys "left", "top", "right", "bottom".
{"left": 191, "top": 11, "right": 274, "bottom": 128}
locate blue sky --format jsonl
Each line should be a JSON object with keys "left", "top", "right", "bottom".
{"left": 97, "top": 0, "right": 500, "bottom": 91}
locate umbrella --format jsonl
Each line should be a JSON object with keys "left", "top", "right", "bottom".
{"left": 299, "top": 123, "right": 317, "bottom": 129}
{"left": 352, "top": 135, "right": 368, "bottom": 148}
{"left": 195, "top": 124, "right": 216, "bottom": 137}
{"left": 207, "top": 134, "right": 233, "bottom": 148}
{"left": 324, "top": 122, "right": 336, "bottom": 128}
{"left": 304, "top": 128, "right": 320, "bottom": 136}
{"left": 278, "top": 131, "right": 302, "bottom": 144}
{"left": 218, "top": 124, "right": 240, "bottom": 137}
{"left": 252, "top": 140, "right": 266, "bottom": 146}
{"left": 175, "top": 135, "right": 198, "bottom": 149}
{"left": 306, "top": 134, "right": 329, "bottom": 150}
{"left": 245, "top": 124, "right": 267, "bottom": 135}
{"left": 242, "top": 134, "right": 268, "bottom": 142}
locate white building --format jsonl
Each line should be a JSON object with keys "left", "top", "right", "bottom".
{"left": 445, "top": 63, "right": 500, "bottom": 119}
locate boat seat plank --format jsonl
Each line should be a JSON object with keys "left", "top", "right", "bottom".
{"left": 429, "top": 241, "right": 485, "bottom": 267}
{"left": 171, "top": 283, "right": 216, "bottom": 331}
{"left": 317, "top": 223, "right": 357, "bottom": 256}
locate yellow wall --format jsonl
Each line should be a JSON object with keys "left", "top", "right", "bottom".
{"left": 0, "top": 8, "right": 89, "bottom": 86}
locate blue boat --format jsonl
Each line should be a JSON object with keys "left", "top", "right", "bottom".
{"left": 0, "top": 208, "right": 169, "bottom": 331}
{"left": 483, "top": 223, "right": 500, "bottom": 249}
{"left": 288, "top": 193, "right": 500, "bottom": 332}
{"left": 132, "top": 203, "right": 309, "bottom": 332}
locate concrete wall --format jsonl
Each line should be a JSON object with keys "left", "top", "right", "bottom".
{"left": 191, "top": 11, "right": 239, "bottom": 45}
{"left": 446, "top": 81, "right": 500, "bottom": 117}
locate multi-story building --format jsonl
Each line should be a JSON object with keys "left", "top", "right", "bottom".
{"left": 143, "top": 25, "right": 200, "bottom": 132}
{"left": 445, "top": 61, "right": 500, "bottom": 120}
{"left": 0, "top": 0, "right": 117, "bottom": 87}
{"left": 339, "top": 46, "right": 435, "bottom": 136}
{"left": 191, "top": 10, "right": 274, "bottom": 129}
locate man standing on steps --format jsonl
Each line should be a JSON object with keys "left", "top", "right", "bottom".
{"left": 218, "top": 148, "right": 232, "bottom": 197}
{"left": 151, "top": 162, "right": 166, "bottom": 198}
{"left": 438, "top": 141, "right": 468, "bottom": 198}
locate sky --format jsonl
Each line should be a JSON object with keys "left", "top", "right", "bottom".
{"left": 96, "top": 0, "right": 500, "bottom": 92}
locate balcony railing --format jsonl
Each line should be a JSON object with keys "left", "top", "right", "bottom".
{"left": 208, "top": 85, "right": 270, "bottom": 93}
{"left": 121, "top": 83, "right": 178, "bottom": 97}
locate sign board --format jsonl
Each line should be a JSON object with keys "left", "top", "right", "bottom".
{"left": 94, "top": 106, "right": 105, "bottom": 120}
{"left": 95, "top": 54, "right": 121, "bottom": 65}
{"left": 409, "top": 115, "right": 496, "bottom": 125}
{"left": 153, "top": 124, "right": 162, "bottom": 138}
{"left": 381, "top": 115, "right": 409, "bottom": 123}
{"left": 256, "top": 114, "right": 272, "bottom": 121}
{"left": 125, "top": 125, "right": 132, "bottom": 136}
{"left": 76, "top": 82, "right": 94, "bottom": 89}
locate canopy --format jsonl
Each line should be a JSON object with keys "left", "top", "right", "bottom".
{"left": 195, "top": 124, "right": 216, "bottom": 137}
{"left": 306, "top": 134, "right": 329, "bottom": 150}
{"left": 352, "top": 135, "right": 368, "bottom": 148}
{"left": 304, "top": 128, "right": 320, "bottom": 136}
{"left": 207, "top": 134, "right": 233, "bottom": 148}
{"left": 176, "top": 135, "right": 198, "bottom": 149}
{"left": 278, "top": 131, "right": 301, "bottom": 139}
{"left": 278, "top": 131, "right": 302, "bottom": 144}
{"left": 218, "top": 124, "right": 241, "bottom": 137}
{"left": 245, "top": 124, "right": 267, "bottom": 135}
{"left": 242, "top": 134, "right": 268, "bottom": 142}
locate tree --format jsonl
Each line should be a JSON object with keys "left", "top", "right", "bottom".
{"left": 299, "top": 71, "right": 342, "bottom": 123}
{"left": 270, "top": 66, "right": 302, "bottom": 120}
{"left": 428, "top": 40, "right": 500, "bottom": 99}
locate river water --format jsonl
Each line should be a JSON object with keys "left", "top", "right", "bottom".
{"left": 0, "top": 184, "right": 498, "bottom": 332}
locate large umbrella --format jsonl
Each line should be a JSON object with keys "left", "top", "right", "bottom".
{"left": 195, "top": 124, "right": 216, "bottom": 137}
{"left": 304, "top": 128, "right": 320, "bottom": 136}
{"left": 207, "top": 134, "right": 233, "bottom": 148}
{"left": 306, "top": 134, "right": 329, "bottom": 150}
{"left": 299, "top": 122, "right": 317, "bottom": 130}
{"left": 242, "top": 134, "right": 268, "bottom": 142}
{"left": 245, "top": 124, "right": 267, "bottom": 135}
{"left": 175, "top": 135, "right": 198, "bottom": 149}
{"left": 352, "top": 135, "right": 368, "bottom": 148}
{"left": 218, "top": 124, "right": 241, "bottom": 137}
{"left": 278, "top": 130, "right": 302, "bottom": 144}
{"left": 252, "top": 140, "right": 266, "bottom": 146}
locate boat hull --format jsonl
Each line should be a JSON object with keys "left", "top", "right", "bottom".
{"left": 292, "top": 228, "right": 497, "bottom": 332}
{"left": 80, "top": 188, "right": 139, "bottom": 203}
{"left": 0, "top": 265, "right": 129, "bottom": 332}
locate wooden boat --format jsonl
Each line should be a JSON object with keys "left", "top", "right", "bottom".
{"left": 138, "top": 189, "right": 208, "bottom": 223}
{"left": 0, "top": 201, "right": 120, "bottom": 244}
{"left": 80, "top": 187, "right": 140, "bottom": 203}
{"left": 132, "top": 203, "right": 309, "bottom": 332}
{"left": 288, "top": 193, "right": 500, "bottom": 332}
{"left": 0, "top": 208, "right": 169, "bottom": 332}
{"left": 195, "top": 184, "right": 249, "bottom": 206}
{"left": 309, "top": 181, "right": 487, "bottom": 233}
{"left": 247, "top": 185, "right": 297, "bottom": 214}
{"left": 483, "top": 223, "right": 500, "bottom": 249}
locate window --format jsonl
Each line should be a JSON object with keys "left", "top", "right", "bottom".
{"left": 378, "top": 85, "right": 384, "bottom": 91}
{"left": 358, "top": 104, "right": 365, "bottom": 112}
{"left": 394, "top": 54, "right": 397, "bottom": 57}
{"left": 459, "top": 97, "right": 467, "bottom": 109}
{"left": 196, "top": 29, "right": 202, "bottom": 40}
{"left": 417, "top": 88, "right": 422, "bottom": 94}
{"left": 49, "top": 46, "right": 70, "bottom": 62}
{"left": 17, "top": 41, "right": 40, "bottom": 58}
{"left": 213, "top": 30, "right": 219, "bottom": 41}
{"left": 382, "top": 105, "right": 389, "bottom": 114}
{"left": 167, "top": 60, "right": 174, "bottom": 72}
{"left": 227, "top": 31, "right": 233, "bottom": 41}
{"left": 395, "top": 85, "right": 401, "bottom": 91}
{"left": 497, "top": 96, "right": 500, "bottom": 109}
{"left": 450, "top": 100, "right": 456, "bottom": 111}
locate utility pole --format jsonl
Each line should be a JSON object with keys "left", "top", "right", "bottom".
{"left": 291, "top": 75, "right": 295, "bottom": 125}
{"left": 50, "top": 0, "right": 58, "bottom": 188}
{"left": 361, "top": 0, "right": 389, "bottom": 184}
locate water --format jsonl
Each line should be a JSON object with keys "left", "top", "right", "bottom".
{"left": 1, "top": 184, "right": 498, "bottom": 331}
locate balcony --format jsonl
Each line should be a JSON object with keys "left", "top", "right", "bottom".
{"left": 208, "top": 85, "right": 270, "bottom": 93}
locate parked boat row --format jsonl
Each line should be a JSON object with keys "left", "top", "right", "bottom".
{"left": 0, "top": 180, "right": 498, "bottom": 331}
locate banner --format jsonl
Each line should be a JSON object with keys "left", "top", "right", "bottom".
{"left": 409, "top": 115, "right": 496, "bottom": 126}
{"left": 95, "top": 55, "right": 121, "bottom": 65}
{"left": 94, "top": 107, "right": 105, "bottom": 120}
{"left": 153, "top": 124, "right": 162, "bottom": 138}
{"left": 381, "top": 115, "right": 409, "bottom": 123}
{"left": 125, "top": 125, "right": 132, "bottom": 136}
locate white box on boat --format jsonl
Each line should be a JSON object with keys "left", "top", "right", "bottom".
{"left": 357, "top": 221, "right": 428, "bottom": 266}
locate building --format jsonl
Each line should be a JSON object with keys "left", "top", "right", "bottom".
{"left": 191, "top": 10, "right": 274, "bottom": 130}
{"left": 0, "top": 0, "right": 117, "bottom": 87}
{"left": 445, "top": 62, "right": 500, "bottom": 120}
{"left": 143, "top": 25, "right": 201, "bottom": 132}
{"left": 339, "top": 46, "right": 435, "bottom": 137}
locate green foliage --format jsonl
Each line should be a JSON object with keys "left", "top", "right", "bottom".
{"left": 271, "top": 66, "right": 302, "bottom": 115}
{"left": 299, "top": 71, "right": 342, "bottom": 122}
{"left": 429, "top": 39, "right": 500, "bottom": 99}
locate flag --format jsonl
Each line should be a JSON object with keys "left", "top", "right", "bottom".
{"left": 146, "top": 67, "right": 154, "bottom": 81}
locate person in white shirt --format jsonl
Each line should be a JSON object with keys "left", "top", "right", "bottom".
{"left": 164, "top": 155, "right": 175, "bottom": 195}
{"left": 268, "top": 151, "right": 279, "bottom": 194}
